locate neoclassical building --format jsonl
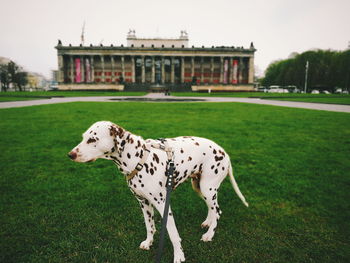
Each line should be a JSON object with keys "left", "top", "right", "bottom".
{"left": 55, "top": 31, "right": 256, "bottom": 91}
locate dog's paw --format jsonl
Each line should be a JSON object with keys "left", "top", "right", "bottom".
{"left": 201, "top": 219, "right": 211, "bottom": 229}
{"left": 139, "top": 239, "right": 153, "bottom": 250}
{"left": 173, "top": 251, "right": 185, "bottom": 263}
{"left": 201, "top": 232, "right": 214, "bottom": 242}
{"left": 201, "top": 218, "right": 212, "bottom": 228}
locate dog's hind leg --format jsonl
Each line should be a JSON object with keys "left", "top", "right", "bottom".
{"left": 198, "top": 167, "right": 228, "bottom": 242}
{"left": 138, "top": 199, "right": 156, "bottom": 250}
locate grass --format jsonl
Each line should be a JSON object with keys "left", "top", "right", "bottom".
{"left": 0, "top": 102, "right": 349, "bottom": 263}
{"left": 0, "top": 91, "right": 147, "bottom": 102}
{"left": 173, "top": 92, "right": 350, "bottom": 105}
{"left": 264, "top": 96, "right": 350, "bottom": 105}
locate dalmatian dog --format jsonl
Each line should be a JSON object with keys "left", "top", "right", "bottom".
{"left": 68, "top": 121, "right": 248, "bottom": 263}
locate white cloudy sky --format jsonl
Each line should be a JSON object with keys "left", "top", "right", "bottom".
{"left": 0, "top": 0, "right": 349, "bottom": 78}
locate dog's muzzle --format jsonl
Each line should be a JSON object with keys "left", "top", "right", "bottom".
{"left": 68, "top": 151, "right": 77, "bottom": 160}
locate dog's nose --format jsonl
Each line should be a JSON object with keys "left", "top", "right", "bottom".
{"left": 68, "top": 151, "right": 77, "bottom": 160}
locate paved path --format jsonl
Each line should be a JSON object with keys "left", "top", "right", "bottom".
{"left": 0, "top": 93, "right": 349, "bottom": 113}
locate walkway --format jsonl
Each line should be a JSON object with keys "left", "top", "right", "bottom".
{"left": 0, "top": 93, "right": 349, "bottom": 113}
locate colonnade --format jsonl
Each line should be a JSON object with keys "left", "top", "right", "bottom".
{"left": 58, "top": 54, "right": 254, "bottom": 85}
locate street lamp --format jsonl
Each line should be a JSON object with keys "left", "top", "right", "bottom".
{"left": 304, "top": 61, "right": 309, "bottom": 93}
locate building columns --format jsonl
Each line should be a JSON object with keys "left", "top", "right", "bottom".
{"left": 111, "top": 56, "right": 115, "bottom": 83}
{"left": 171, "top": 57, "right": 175, "bottom": 84}
{"left": 141, "top": 55, "right": 145, "bottom": 83}
{"left": 229, "top": 57, "right": 233, "bottom": 84}
{"left": 70, "top": 56, "right": 74, "bottom": 83}
{"left": 181, "top": 57, "right": 185, "bottom": 83}
{"left": 151, "top": 56, "right": 155, "bottom": 83}
{"left": 121, "top": 56, "right": 125, "bottom": 79}
{"left": 248, "top": 56, "right": 254, "bottom": 84}
{"left": 131, "top": 56, "right": 135, "bottom": 83}
{"left": 238, "top": 57, "right": 243, "bottom": 84}
{"left": 100, "top": 55, "right": 105, "bottom": 83}
{"left": 80, "top": 56, "right": 85, "bottom": 83}
{"left": 57, "top": 55, "right": 64, "bottom": 83}
{"left": 200, "top": 57, "right": 204, "bottom": 83}
{"left": 210, "top": 57, "right": 214, "bottom": 83}
{"left": 161, "top": 57, "right": 165, "bottom": 84}
{"left": 191, "top": 57, "right": 194, "bottom": 81}
{"left": 220, "top": 57, "right": 224, "bottom": 84}
{"left": 90, "top": 56, "right": 95, "bottom": 83}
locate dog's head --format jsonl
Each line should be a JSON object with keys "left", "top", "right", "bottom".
{"left": 68, "top": 121, "right": 124, "bottom": 163}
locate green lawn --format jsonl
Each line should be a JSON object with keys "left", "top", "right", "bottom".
{"left": 0, "top": 102, "right": 349, "bottom": 263}
{"left": 173, "top": 92, "right": 350, "bottom": 105}
{"left": 264, "top": 97, "right": 350, "bottom": 105}
{"left": 0, "top": 91, "right": 147, "bottom": 102}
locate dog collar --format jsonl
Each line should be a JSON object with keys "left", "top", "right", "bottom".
{"left": 126, "top": 144, "right": 151, "bottom": 181}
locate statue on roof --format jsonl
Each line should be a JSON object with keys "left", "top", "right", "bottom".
{"left": 127, "top": 29, "right": 136, "bottom": 37}
{"left": 180, "top": 30, "right": 188, "bottom": 39}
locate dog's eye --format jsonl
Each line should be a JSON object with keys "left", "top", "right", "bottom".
{"left": 87, "top": 138, "right": 97, "bottom": 144}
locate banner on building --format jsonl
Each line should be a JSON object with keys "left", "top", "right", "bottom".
{"left": 232, "top": 60, "right": 238, "bottom": 84}
{"left": 75, "top": 58, "right": 81, "bottom": 83}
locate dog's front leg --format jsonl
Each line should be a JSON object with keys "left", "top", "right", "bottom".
{"left": 138, "top": 199, "right": 156, "bottom": 250}
{"left": 153, "top": 202, "right": 185, "bottom": 263}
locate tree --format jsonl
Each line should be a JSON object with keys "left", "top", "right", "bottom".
{"left": 0, "top": 61, "right": 28, "bottom": 91}
{"left": 0, "top": 64, "right": 10, "bottom": 91}
{"left": 261, "top": 49, "right": 350, "bottom": 92}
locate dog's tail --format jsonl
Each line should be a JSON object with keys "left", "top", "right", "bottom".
{"left": 228, "top": 162, "right": 249, "bottom": 207}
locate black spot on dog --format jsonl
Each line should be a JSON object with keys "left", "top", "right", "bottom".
{"left": 87, "top": 138, "right": 96, "bottom": 144}
{"left": 153, "top": 153, "right": 160, "bottom": 164}
{"left": 150, "top": 168, "right": 154, "bottom": 175}
{"left": 121, "top": 140, "right": 126, "bottom": 147}
{"left": 211, "top": 165, "right": 215, "bottom": 169}
{"left": 215, "top": 156, "right": 224, "bottom": 162}
{"left": 180, "top": 149, "right": 184, "bottom": 153}
{"left": 188, "top": 156, "right": 192, "bottom": 161}
{"left": 213, "top": 149, "right": 217, "bottom": 154}
{"left": 127, "top": 153, "right": 131, "bottom": 159}
{"left": 144, "top": 163, "right": 149, "bottom": 173}
{"left": 214, "top": 168, "right": 218, "bottom": 174}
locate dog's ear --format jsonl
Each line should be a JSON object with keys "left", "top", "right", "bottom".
{"left": 109, "top": 124, "right": 125, "bottom": 139}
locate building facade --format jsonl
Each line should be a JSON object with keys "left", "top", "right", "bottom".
{"left": 55, "top": 31, "right": 256, "bottom": 91}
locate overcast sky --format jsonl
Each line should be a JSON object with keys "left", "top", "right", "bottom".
{"left": 0, "top": 0, "right": 349, "bottom": 78}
